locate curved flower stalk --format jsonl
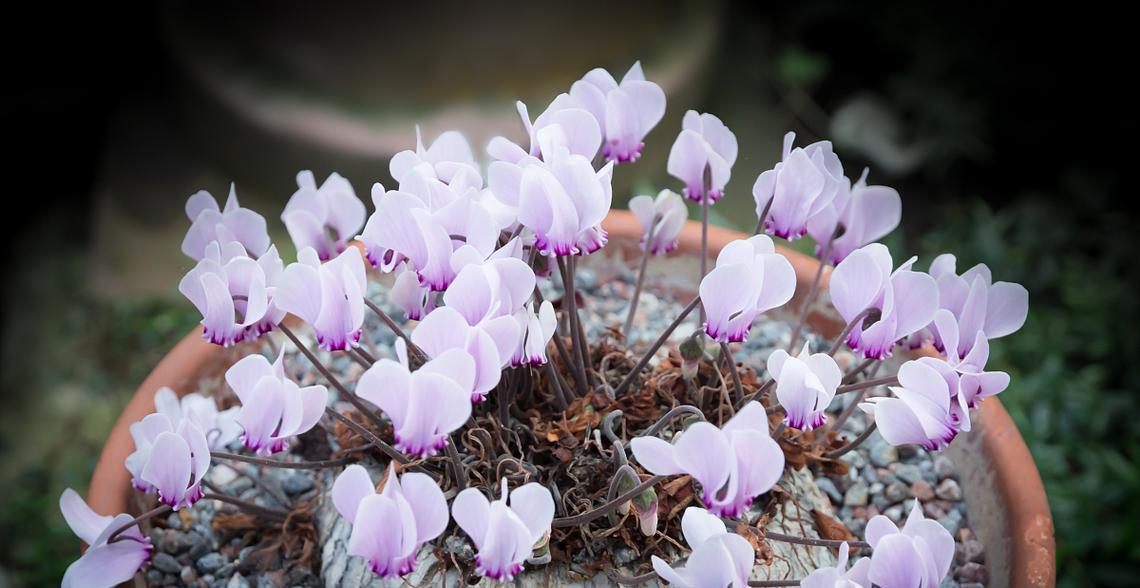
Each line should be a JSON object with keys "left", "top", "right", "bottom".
{"left": 281, "top": 170, "right": 366, "bottom": 261}
{"left": 860, "top": 360, "right": 962, "bottom": 451}
{"left": 650, "top": 507, "right": 755, "bottom": 587}
{"left": 630, "top": 189, "right": 687, "bottom": 254}
{"left": 753, "top": 131, "right": 845, "bottom": 240}
{"left": 179, "top": 240, "right": 282, "bottom": 347}
{"left": 768, "top": 343, "right": 842, "bottom": 431}
{"left": 452, "top": 478, "right": 555, "bottom": 582}
{"left": 182, "top": 183, "right": 270, "bottom": 261}
{"left": 630, "top": 402, "right": 784, "bottom": 517}
{"left": 568, "top": 61, "right": 666, "bottom": 163}
{"left": 389, "top": 126, "right": 481, "bottom": 186}
{"left": 800, "top": 541, "right": 870, "bottom": 588}
{"left": 331, "top": 464, "right": 449, "bottom": 579}
{"left": 275, "top": 246, "right": 366, "bottom": 351}
{"left": 829, "top": 243, "right": 939, "bottom": 359}
{"left": 153, "top": 387, "right": 241, "bottom": 450}
{"left": 355, "top": 349, "right": 474, "bottom": 457}
{"left": 667, "top": 111, "right": 738, "bottom": 203}
{"left": 699, "top": 235, "right": 796, "bottom": 343}
{"left": 60, "top": 489, "right": 152, "bottom": 588}
{"left": 225, "top": 350, "right": 329, "bottom": 455}
{"left": 926, "top": 254, "right": 1029, "bottom": 357}
{"left": 515, "top": 146, "right": 614, "bottom": 257}
{"left": 807, "top": 168, "right": 902, "bottom": 264}
{"left": 865, "top": 502, "right": 955, "bottom": 588}
{"left": 124, "top": 413, "right": 210, "bottom": 509}
{"left": 509, "top": 300, "right": 557, "bottom": 366}
{"left": 410, "top": 306, "right": 518, "bottom": 402}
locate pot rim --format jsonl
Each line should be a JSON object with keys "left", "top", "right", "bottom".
{"left": 87, "top": 210, "right": 1055, "bottom": 587}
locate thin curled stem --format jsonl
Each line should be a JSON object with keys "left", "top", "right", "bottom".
{"left": 106, "top": 504, "right": 171, "bottom": 544}
{"left": 362, "top": 298, "right": 427, "bottom": 363}
{"left": 720, "top": 342, "right": 745, "bottom": 404}
{"left": 642, "top": 405, "right": 705, "bottom": 438}
{"left": 211, "top": 451, "right": 355, "bottom": 470}
{"left": 623, "top": 219, "right": 657, "bottom": 339}
{"left": 613, "top": 296, "right": 701, "bottom": 397}
{"left": 552, "top": 475, "right": 666, "bottom": 527}
{"left": 788, "top": 226, "right": 841, "bottom": 351}
{"left": 278, "top": 324, "right": 385, "bottom": 431}
{"left": 824, "top": 422, "right": 878, "bottom": 459}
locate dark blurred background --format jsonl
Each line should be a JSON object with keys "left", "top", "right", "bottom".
{"left": 2, "top": 2, "right": 1136, "bottom": 586}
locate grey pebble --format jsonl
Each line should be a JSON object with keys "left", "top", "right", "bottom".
{"left": 840, "top": 450, "right": 868, "bottom": 470}
{"left": 180, "top": 565, "right": 198, "bottom": 584}
{"left": 940, "top": 510, "right": 964, "bottom": 535}
{"left": 815, "top": 477, "right": 844, "bottom": 504}
{"left": 868, "top": 440, "right": 898, "bottom": 468}
{"left": 226, "top": 575, "right": 251, "bottom": 588}
{"left": 885, "top": 482, "right": 909, "bottom": 503}
{"left": 146, "top": 569, "right": 164, "bottom": 584}
{"left": 844, "top": 480, "right": 869, "bottom": 506}
{"left": 224, "top": 477, "right": 254, "bottom": 495}
{"left": 861, "top": 467, "right": 880, "bottom": 484}
{"left": 196, "top": 552, "right": 228, "bottom": 574}
{"left": 153, "top": 552, "right": 182, "bottom": 574}
{"left": 282, "top": 473, "right": 315, "bottom": 496}
{"left": 939, "top": 578, "right": 960, "bottom": 588}
{"left": 911, "top": 480, "right": 935, "bottom": 501}
{"left": 159, "top": 530, "right": 192, "bottom": 554}
{"left": 883, "top": 505, "right": 904, "bottom": 524}
{"left": 936, "top": 479, "right": 963, "bottom": 501}
{"left": 167, "top": 512, "right": 183, "bottom": 530}
{"left": 896, "top": 463, "right": 924, "bottom": 485}
{"left": 190, "top": 539, "right": 213, "bottom": 560}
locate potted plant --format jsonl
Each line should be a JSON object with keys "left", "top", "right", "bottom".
{"left": 71, "top": 60, "right": 1053, "bottom": 588}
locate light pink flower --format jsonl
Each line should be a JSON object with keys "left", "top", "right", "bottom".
{"left": 331, "top": 464, "right": 448, "bottom": 579}
{"left": 125, "top": 413, "right": 210, "bottom": 509}
{"left": 800, "top": 541, "right": 870, "bottom": 588}
{"left": 807, "top": 168, "right": 901, "bottom": 264}
{"left": 282, "top": 170, "right": 366, "bottom": 261}
{"left": 568, "top": 61, "right": 667, "bottom": 163}
{"left": 452, "top": 479, "right": 554, "bottom": 582}
{"left": 864, "top": 502, "right": 955, "bottom": 588}
{"left": 275, "top": 246, "right": 366, "bottom": 351}
{"left": 753, "top": 132, "right": 845, "bottom": 240}
{"left": 355, "top": 349, "right": 474, "bottom": 457}
{"left": 410, "top": 307, "right": 518, "bottom": 402}
{"left": 179, "top": 241, "right": 281, "bottom": 347}
{"left": 768, "top": 343, "right": 842, "bottom": 431}
{"left": 442, "top": 256, "right": 536, "bottom": 325}
{"left": 516, "top": 147, "right": 614, "bottom": 257}
{"left": 928, "top": 309, "right": 1009, "bottom": 409}
{"left": 650, "top": 507, "right": 755, "bottom": 588}
{"left": 389, "top": 265, "right": 435, "bottom": 320}
{"left": 926, "top": 254, "right": 1028, "bottom": 358}
{"left": 860, "top": 360, "right": 959, "bottom": 451}
{"left": 667, "top": 111, "right": 738, "bottom": 203}
{"left": 631, "top": 402, "right": 784, "bottom": 518}
{"left": 225, "top": 350, "right": 328, "bottom": 455}
{"left": 509, "top": 301, "right": 557, "bottom": 366}
{"left": 60, "top": 489, "right": 152, "bottom": 588}
{"left": 515, "top": 94, "right": 603, "bottom": 161}
{"left": 389, "top": 126, "right": 480, "bottom": 187}
{"left": 153, "top": 387, "right": 241, "bottom": 450}
{"left": 829, "top": 243, "right": 939, "bottom": 359}
{"left": 182, "top": 183, "right": 270, "bottom": 260}
{"left": 629, "top": 189, "right": 687, "bottom": 255}
{"left": 700, "top": 236, "right": 796, "bottom": 343}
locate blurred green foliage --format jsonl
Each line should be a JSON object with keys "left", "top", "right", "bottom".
{"left": 912, "top": 180, "right": 1139, "bottom": 587}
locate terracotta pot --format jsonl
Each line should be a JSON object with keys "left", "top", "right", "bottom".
{"left": 88, "top": 211, "right": 1055, "bottom": 586}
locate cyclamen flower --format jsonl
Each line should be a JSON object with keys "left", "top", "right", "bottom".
{"left": 768, "top": 343, "right": 842, "bottom": 431}
{"left": 124, "top": 413, "right": 210, "bottom": 509}
{"left": 629, "top": 189, "right": 687, "bottom": 254}
{"left": 60, "top": 489, "right": 152, "bottom": 588}
{"left": 512, "top": 94, "right": 603, "bottom": 160}
{"left": 389, "top": 266, "right": 435, "bottom": 320}
{"left": 800, "top": 541, "right": 870, "bottom": 588}
{"left": 631, "top": 402, "right": 784, "bottom": 517}
{"left": 753, "top": 132, "right": 845, "bottom": 240}
{"left": 517, "top": 147, "right": 614, "bottom": 257}
{"left": 182, "top": 184, "right": 270, "bottom": 260}
{"left": 927, "top": 254, "right": 1028, "bottom": 358}
{"left": 153, "top": 387, "right": 241, "bottom": 450}
{"left": 807, "top": 168, "right": 902, "bottom": 264}
{"left": 179, "top": 240, "right": 283, "bottom": 346}
{"left": 650, "top": 507, "right": 755, "bottom": 588}
{"left": 275, "top": 246, "right": 366, "bottom": 351}
{"left": 355, "top": 349, "right": 474, "bottom": 457}
{"left": 860, "top": 360, "right": 961, "bottom": 451}
{"left": 452, "top": 479, "right": 555, "bottom": 582}
{"left": 442, "top": 256, "right": 536, "bottom": 325}
{"left": 509, "top": 301, "right": 557, "bottom": 366}
{"left": 865, "top": 502, "right": 955, "bottom": 588}
{"left": 332, "top": 464, "right": 448, "bottom": 579}
{"left": 225, "top": 350, "right": 328, "bottom": 455}
{"left": 928, "top": 309, "right": 1009, "bottom": 409}
{"left": 282, "top": 170, "right": 366, "bottom": 261}
{"left": 829, "top": 243, "right": 939, "bottom": 359}
{"left": 700, "top": 235, "right": 796, "bottom": 343}
{"left": 568, "top": 61, "right": 667, "bottom": 163}
{"left": 667, "top": 110, "right": 738, "bottom": 203}
{"left": 411, "top": 307, "right": 519, "bottom": 402}
{"left": 389, "top": 126, "right": 480, "bottom": 186}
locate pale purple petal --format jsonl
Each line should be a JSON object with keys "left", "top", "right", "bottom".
{"left": 60, "top": 489, "right": 113, "bottom": 546}
{"left": 508, "top": 482, "right": 555, "bottom": 543}
{"left": 332, "top": 464, "right": 375, "bottom": 522}
{"left": 141, "top": 432, "right": 191, "bottom": 508}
